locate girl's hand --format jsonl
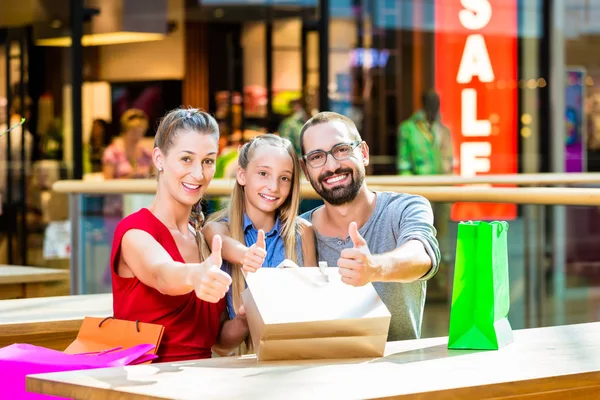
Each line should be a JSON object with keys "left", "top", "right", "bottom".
{"left": 188, "top": 235, "right": 232, "bottom": 303}
{"left": 242, "top": 229, "right": 266, "bottom": 273}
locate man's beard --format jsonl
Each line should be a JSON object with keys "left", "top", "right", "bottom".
{"left": 309, "top": 167, "right": 364, "bottom": 206}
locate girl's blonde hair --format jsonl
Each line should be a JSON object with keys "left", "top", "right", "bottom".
{"left": 209, "top": 134, "right": 301, "bottom": 350}
{"left": 154, "top": 107, "right": 220, "bottom": 261}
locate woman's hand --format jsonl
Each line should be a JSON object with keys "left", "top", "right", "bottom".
{"left": 242, "top": 229, "right": 267, "bottom": 273}
{"left": 187, "top": 235, "right": 232, "bottom": 303}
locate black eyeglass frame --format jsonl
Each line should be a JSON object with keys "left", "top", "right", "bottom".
{"left": 302, "top": 140, "right": 363, "bottom": 168}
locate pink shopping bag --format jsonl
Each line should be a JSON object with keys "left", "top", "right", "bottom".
{"left": 0, "top": 343, "right": 157, "bottom": 400}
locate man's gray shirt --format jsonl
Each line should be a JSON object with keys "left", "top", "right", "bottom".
{"left": 300, "top": 191, "right": 440, "bottom": 341}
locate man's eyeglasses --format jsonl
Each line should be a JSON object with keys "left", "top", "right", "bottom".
{"left": 303, "top": 141, "right": 362, "bottom": 168}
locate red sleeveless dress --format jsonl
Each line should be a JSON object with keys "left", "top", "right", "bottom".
{"left": 110, "top": 208, "right": 225, "bottom": 362}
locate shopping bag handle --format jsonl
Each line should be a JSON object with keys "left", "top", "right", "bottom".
{"left": 275, "top": 259, "right": 329, "bottom": 286}
{"left": 461, "top": 220, "right": 509, "bottom": 236}
{"left": 276, "top": 259, "right": 301, "bottom": 269}
{"left": 98, "top": 316, "right": 142, "bottom": 333}
{"left": 495, "top": 221, "right": 509, "bottom": 235}
{"left": 77, "top": 346, "right": 123, "bottom": 356}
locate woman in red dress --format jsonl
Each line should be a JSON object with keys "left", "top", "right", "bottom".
{"left": 110, "top": 108, "right": 249, "bottom": 362}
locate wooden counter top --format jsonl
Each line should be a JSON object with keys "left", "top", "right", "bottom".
{"left": 0, "top": 265, "right": 68, "bottom": 285}
{"left": 0, "top": 293, "right": 112, "bottom": 350}
{"left": 52, "top": 173, "right": 600, "bottom": 195}
{"left": 51, "top": 177, "right": 600, "bottom": 205}
{"left": 0, "top": 265, "right": 70, "bottom": 300}
{"left": 27, "top": 321, "right": 600, "bottom": 399}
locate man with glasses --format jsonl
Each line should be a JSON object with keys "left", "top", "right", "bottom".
{"left": 299, "top": 111, "right": 440, "bottom": 341}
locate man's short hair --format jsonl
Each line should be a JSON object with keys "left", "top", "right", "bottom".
{"left": 422, "top": 90, "right": 440, "bottom": 109}
{"left": 299, "top": 111, "right": 362, "bottom": 155}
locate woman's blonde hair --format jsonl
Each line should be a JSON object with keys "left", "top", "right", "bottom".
{"left": 209, "top": 134, "right": 302, "bottom": 350}
{"left": 154, "top": 107, "right": 220, "bottom": 260}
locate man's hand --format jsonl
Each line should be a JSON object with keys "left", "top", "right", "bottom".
{"left": 337, "top": 222, "right": 378, "bottom": 286}
{"left": 242, "top": 229, "right": 267, "bottom": 273}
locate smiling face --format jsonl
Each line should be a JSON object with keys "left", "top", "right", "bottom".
{"left": 154, "top": 129, "right": 218, "bottom": 207}
{"left": 301, "top": 120, "right": 368, "bottom": 206}
{"left": 237, "top": 145, "right": 294, "bottom": 216}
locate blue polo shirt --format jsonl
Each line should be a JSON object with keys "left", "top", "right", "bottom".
{"left": 221, "top": 214, "right": 304, "bottom": 319}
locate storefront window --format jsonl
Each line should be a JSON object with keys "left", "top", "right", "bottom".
{"left": 3, "top": 0, "right": 600, "bottom": 335}
{"left": 326, "top": 0, "right": 550, "bottom": 329}
{"left": 328, "top": 0, "right": 546, "bottom": 189}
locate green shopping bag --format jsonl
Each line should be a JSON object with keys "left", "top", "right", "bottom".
{"left": 448, "top": 221, "right": 514, "bottom": 350}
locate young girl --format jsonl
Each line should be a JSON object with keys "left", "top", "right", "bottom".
{"left": 204, "top": 134, "right": 317, "bottom": 321}
{"left": 109, "top": 107, "right": 248, "bottom": 362}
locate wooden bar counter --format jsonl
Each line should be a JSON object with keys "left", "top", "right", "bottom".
{"left": 53, "top": 177, "right": 600, "bottom": 206}
{"left": 0, "top": 293, "right": 112, "bottom": 351}
{"left": 0, "top": 265, "right": 70, "bottom": 300}
{"left": 27, "top": 322, "right": 600, "bottom": 399}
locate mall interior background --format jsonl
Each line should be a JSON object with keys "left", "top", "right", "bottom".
{"left": 1, "top": 0, "right": 600, "bottom": 338}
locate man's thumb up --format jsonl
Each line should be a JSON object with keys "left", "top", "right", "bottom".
{"left": 257, "top": 229, "right": 266, "bottom": 250}
{"left": 349, "top": 221, "right": 368, "bottom": 250}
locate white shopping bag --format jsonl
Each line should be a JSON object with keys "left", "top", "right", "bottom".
{"left": 242, "top": 266, "right": 391, "bottom": 361}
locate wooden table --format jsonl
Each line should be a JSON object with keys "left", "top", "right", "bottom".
{"left": 0, "top": 265, "right": 70, "bottom": 299}
{"left": 0, "top": 293, "right": 112, "bottom": 351}
{"left": 27, "top": 322, "right": 600, "bottom": 399}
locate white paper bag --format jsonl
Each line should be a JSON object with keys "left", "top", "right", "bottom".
{"left": 242, "top": 267, "right": 391, "bottom": 361}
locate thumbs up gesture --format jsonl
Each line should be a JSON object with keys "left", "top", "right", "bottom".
{"left": 338, "top": 222, "right": 377, "bottom": 287}
{"left": 242, "top": 229, "right": 267, "bottom": 273}
{"left": 189, "top": 235, "right": 233, "bottom": 303}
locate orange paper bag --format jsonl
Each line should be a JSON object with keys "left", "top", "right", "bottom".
{"left": 64, "top": 317, "right": 164, "bottom": 357}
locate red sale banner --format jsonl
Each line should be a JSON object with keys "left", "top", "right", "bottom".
{"left": 435, "top": 0, "right": 518, "bottom": 221}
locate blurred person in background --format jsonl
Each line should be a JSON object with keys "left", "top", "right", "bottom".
{"left": 278, "top": 97, "right": 323, "bottom": 215}
{"left": 278, "top": 97, "right": 309, "bottom": 156}
{"left": 397, "top": 91, "right": 453, "bottom": 177}
{"left": 86, "top": 119, "right": 109, "bottom": 174}
{"left": 102, "top": 109, "right": 153, "bottom": 180}
{"left": 101, "top": 109, "right": 153, "bottom": 286}
{"left": 397, "top": 90, "right": 453, "bottom": 298}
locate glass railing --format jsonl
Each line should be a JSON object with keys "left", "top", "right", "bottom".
{"left": 52, "top": 177, "right": 600, "bottom": 339}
